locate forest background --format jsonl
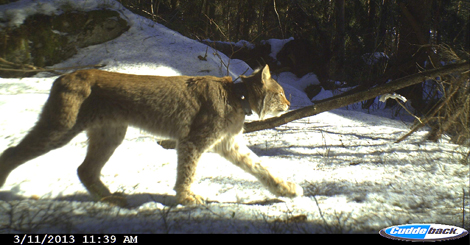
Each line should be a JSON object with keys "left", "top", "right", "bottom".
{"left": 118, "top": 0, "right": 469, "bottom": 112}
{"left": 113, "top": 0, "right": 470, "bottom": 145}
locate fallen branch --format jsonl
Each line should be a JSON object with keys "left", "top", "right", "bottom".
{"left": 157, "top": 62, "right": 469, "bottom": 149}
{"left": 244, "top": 61, "right": 469, "bottom": 133}
{"left": 0, "top": 57, "right": 106, "bottom": 75}
{"left": 395, "top": 83, "right": 461, "bottom": 143}
{"left": 427, "top": 103, "right": 466, "bottom": 142}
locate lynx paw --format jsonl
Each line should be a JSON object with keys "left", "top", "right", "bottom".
{"left": 275, "top": 181, "right": 303, "bottom": 198}
{"left": 100, "top": 193, "right": 128, "bottom": 207}
{"left": 0, "top": 171, "right": 10, "bottom": 188}
{"left": 0, "top": 147, "right": 19, "bottom": 187}
{"left": 290, "top": 182, "right": 304, "bottom": 197}
{"left": 176, "top": 192, "right": 205, "bottom": 205}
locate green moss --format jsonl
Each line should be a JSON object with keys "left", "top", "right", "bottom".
{"left": 0, "top": 10, "right": 128, "bottom": 77}
{"left": 22, "top": 14, "right": 70, "bottom": 67}
{"left": 1, "top": 29, "right": 29, "bottom": 64}
{"left": 0, "top": 0, "right": 20, "bottom": 6}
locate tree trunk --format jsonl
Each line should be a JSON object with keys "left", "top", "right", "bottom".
{"left": 392, "top": 1, "right": 433, "bottom": 112}
{"left": 377, "top": 0, "right": 389, "bottom": 52}
{"left": 364, "top": 0, "right": 377, "bottom": 52}
{"left": 334, "top": 0, "right": 345, "bottom": 79}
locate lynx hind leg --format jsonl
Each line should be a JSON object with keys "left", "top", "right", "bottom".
{"left": 77, "top": 125, "right": 127, "bottom": 206}
{"left": 0, "top": 124, "right": 82, "bottom": 188}
{"left": 1, "top": 74, "right": 92, "bottom": 188}
{"left": 214, "top": 137, "right": 303, "bottom": 198}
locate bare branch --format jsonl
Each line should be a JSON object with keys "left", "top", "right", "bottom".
{"left": 243, "top": 62, "right": 469, "bottom": 133}
{"left": 0, "top": 58, "right": 106, "bottom": 75}
{"left": 158, "top": 62, "right": 469, "bottom": 149}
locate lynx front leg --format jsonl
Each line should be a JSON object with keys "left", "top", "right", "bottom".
{"left": 214, "top": 137, "right": 303, "bottom": 198}
{"left": 174, "top": 140, "right": 206, "bottom": 205}
{"left": 77, "top": 125, "right": 127, "bottom": 206}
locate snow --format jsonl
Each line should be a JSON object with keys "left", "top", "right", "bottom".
{"left": 203, "top": 39, "right": 256, "bottom": 50}
{"left": 0, "top": 0, "right": 469, "bottom": 235}
{"left": 262, "top": 37, "right": 294, "bottom": 62}
{"left": 379, "top": 93, "right": 408, "bottom": 103}
{"left": 274, "top": 72, "right": 320, "bottom": 91}
{"left": 0, "top": 0, "right": 113, "bottom": 27}
{"left": 362, "top": 52, "right": 389, "bottom": 65}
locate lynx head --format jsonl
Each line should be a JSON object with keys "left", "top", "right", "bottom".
{"left": 241, "top": 65, "right": 290, "bottom": 120}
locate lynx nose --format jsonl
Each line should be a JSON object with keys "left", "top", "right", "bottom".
{"left": 283, "top": 96, "right": 290, "bottom": 108}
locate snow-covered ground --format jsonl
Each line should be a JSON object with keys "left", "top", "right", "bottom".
{"left": 0, "top": 0, "right": 469, "bottom": 234}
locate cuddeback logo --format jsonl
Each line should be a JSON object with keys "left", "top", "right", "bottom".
{"left": 379, "top": 224, "right": 468, "bottom": 242}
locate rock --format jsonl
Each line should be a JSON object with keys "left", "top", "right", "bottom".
{"left": 202, "top": 39, "right": 322, "bottom": 80}
{"left": 201, "top": 40, "right": 273, "bottom": 70}
{"left": 276, "top": 39, "right": 316, "bottom": 78}
{"left": 304, "top": 84, "right": 322, "bottom": 100}
{"left": 0, "top": 10, "right": 129, "bottom": 77}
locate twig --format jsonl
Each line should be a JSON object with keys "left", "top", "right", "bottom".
{"left": 428, "top": 103, "right": 465, "bottom": 142}
{"left": 395, "top": 98, "right": 423, "bottom": 124}
{"left": 395, "top": 85, "right": 459, "bottom": 143}
{"left": 463, "top": 188, "right": 466, "bottom": 229}
{"left": 203, "top": 14, "right": 228, "bottom": 40}
{"left": 0, "top": 57, "right": 39, "bottom": 70}
{"left": 273, "top": 0, "right": 284, "bottom": 38}
{"left": 202, "top": 14, "right": 234, "bottom": 76}
{"left": 0, "top": 58, "right": 106, "bottom": 74}
{"left": 233, "top": 67, "right": 251, "bottom": 82}
{"left": 313, "top": 195, "right": 332, "bottom": 233}
{"left": 212, "top": 51, "right": 230, "bottom": 76}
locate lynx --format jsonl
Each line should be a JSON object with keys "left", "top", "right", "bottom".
{"left": 0, "top": 65, "right": 303, "bottom": 205}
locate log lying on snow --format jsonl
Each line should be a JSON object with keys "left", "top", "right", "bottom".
{"left": 244, "top": 61, "right": 469, "bottom": 133}
{"left": 158, "top": 62, "right": 469, "bottom": 149}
